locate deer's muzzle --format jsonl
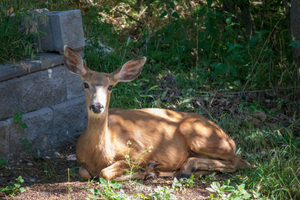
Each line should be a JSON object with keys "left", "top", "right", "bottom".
{"left": 90, "top": 103, "right": 104, "bottom": 114}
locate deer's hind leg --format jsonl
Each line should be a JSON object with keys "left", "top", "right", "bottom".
{"left": 178, "top": 117, "right": 249, "bottom": 178}
{"left": 180, "top": 157, "right": 237, "bottom": 178}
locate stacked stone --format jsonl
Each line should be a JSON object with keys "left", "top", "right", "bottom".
{"left": 0, "top": 10, "right": 87, "bottom": 159}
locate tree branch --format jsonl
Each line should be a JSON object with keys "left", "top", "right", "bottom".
{"left": 115, "top": 9, "right": 143, "bottom": 25}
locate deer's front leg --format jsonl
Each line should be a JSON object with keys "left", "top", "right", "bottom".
{"left": 78, "top": 166, "right": 92, "bottom": 180}
{"left": 99, "top": 161, "right": 128, "bottom": 180}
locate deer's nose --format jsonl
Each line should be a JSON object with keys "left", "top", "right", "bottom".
{"left": 90, "top": 103, "right": 104, "bottom": 114}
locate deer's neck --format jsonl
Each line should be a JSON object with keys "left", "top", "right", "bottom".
{"left": 86, "top": 109, "right": 109, "bottom": 144}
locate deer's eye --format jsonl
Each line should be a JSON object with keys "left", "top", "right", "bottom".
{"left": 108, "top": 85, "right": 113, "bottom": 91}
{"left": 83, "top": 83, "right": 89, "bottom": 89}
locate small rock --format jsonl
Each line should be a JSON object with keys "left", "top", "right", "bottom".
{"left": 265, "top": 99, "right": 271, "bottom": 103}
{"left": 30, "top": 179, "right": 35, "bottom": 182}
{"left": 248, "top": 153, "right": 255, "bottom": 158}
{"left": 45, "top": 156, "right": 50, "bottom": 159}
{"left": 37, "top": 150, "right": 41, "bottom": 157}
{"left": 19, "top": 159, "right": 22, "bottom": 162}
{"left": 17, "top": 163, "right": 20, "bottom": 165}
{"left": 66, "top": 154, "right": 77, "bottom": 161}
{"left": 54, "top": 152, "right": 60, "bottom": 157}
{"left": 27, "top": 163, "right": 33, "bottom": 166}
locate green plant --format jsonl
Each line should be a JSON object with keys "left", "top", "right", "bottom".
{"left": 43, "top": 164, "right": 56, "bottom": 179}
{"left": 171, "top": 178, "right": 182, "bottom": 190}
{"left": 88, "top": 178, "right": 126, "bottom": 200}
{"left": 122, "top": 141, "right": 151, "bottom": 191}
{"left": 0, "top": 176, "right": 26, "bottom": 197}
{"left": 0, "top": 2, "right": 41, "bottom": 63}
{"left": 148, "top": 185, "right": 176, "bottom": 200}
{"left": 0, "top": 158, "right": 8, "bottom": 168}
{"left": 21, "top": 139, "right": 30, "bottom": 150}
{"left": 180, "top": 174, "right": 195, "bottom": 188}
{"left": 206, "top": 180, "right": 263, "bottom": 200}
{"left": 13, "top": 109, "right": 28, "bottom": 129}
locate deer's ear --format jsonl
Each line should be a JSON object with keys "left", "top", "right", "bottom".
{"left": 63, "top": 45, "right": 89, "bottom": 76}
{"left": 112, "top": 57, "right": 146, "bottom": 82}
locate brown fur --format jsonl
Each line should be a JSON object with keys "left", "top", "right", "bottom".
{"left": 63, "top": 45, "right": 250, "bottom": 181}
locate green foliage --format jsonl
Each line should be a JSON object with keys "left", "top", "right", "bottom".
{"left": 0, "top": 1, "right": 40, "bottom": 63}
{"left": 0, "top": 176, "right": 26, "bottom": 197}
{"left": 179, "top": 174, "right": 195, "bottom": 188}
{"left": 43, "top": 164, "right": 56, "bottom": 179}
{"left": 21, "top": 139, "right": 30, "bottom": 150}
{"left": 206, "top": 180, "right": 263, "bottom": 200}
{"left": 122, "top": 141, "right": 148, "bottom": 180}
{"left": 230, "top": 126, "right": 300, "bottom": 199}
{"left": 13, "top": 109, "right": 28, "bottom": 129}
{"left": 88, "top": 178, "right": 127, "bottom": 200}
{"left": 148, "top": 186, "right": 176, "bottom": 200}
{"left": 0, "top": 158, "right": 8, "bottom": 168}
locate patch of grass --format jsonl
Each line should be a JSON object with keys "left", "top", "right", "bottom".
{"left": 43, "top": 164, "right": 57, "bottom": 179}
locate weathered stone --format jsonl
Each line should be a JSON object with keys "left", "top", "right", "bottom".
{"left": 0, "top": 59, "right": 42, "bottom": 82}
{"left": 49, "top": 96, "right": 87, "bottom": 146}
{"left": 28, "top": 9, "right": 50, "bottom": 52}
{"left": 0, "top": 121, "right": 10, "bottom": 158}
{"left": 20, "top": 65, "right": 67, "bottom": 112}
{"left": 0, "top": 78, "right": 23, "bottom": 120}
{"left": 16, "top": 59, "right": 42, "bottom": 73}
{"left": 7, "top": 108, "right": 53, "bottom": 158}
{"left": 38, "top": 53, "right": 64, "bottom": 69}
{"left": 65, "top": 68, "right": 85, "bottom": 100}
{"left": 49, "top": 10, "right": 85, "bottom": 54}
{"left": 0, "top": 63, "right": 23, "bottom": 82}
{"left": 78, "top": 50, "right": 84, "bottom": 58}
{"left": 31, "top": 9, "right": 54, "bottom": 52}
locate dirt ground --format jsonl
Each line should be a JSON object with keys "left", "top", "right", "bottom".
{"left": 0, "top": 136, "right": 216, "bottom": 200}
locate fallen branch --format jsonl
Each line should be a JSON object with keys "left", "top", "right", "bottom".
{"left": 115, "top": 9, "right": 143, "bottom": 25}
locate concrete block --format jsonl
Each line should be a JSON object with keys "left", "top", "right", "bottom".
{"left": 16, "top": 59, "right": 42, "bottom": 73}
{"left": 50, "top": 96, "right": 87, "bottom": 145}
{"left": 0, "top": 121, "right": 10, "bottom": 159}
{"left": 49, "top": 10, "right": 85, "bottom": 54}
{"left": 31, "top": 9, "right": 55, "bottom": 52}
{"left": 21, "top": 65, "right": 67, "bottom": 112}
{"left": 0, "top": 59, "right": 40, "bottom": 82}
{"left": 0, "top": 78, "right": 23, "bottom": 120}
{"left": 38, "top": 53, "right": 64, "bottom": 69}
{"left": 7, "top": 108, "right": 53, "bottom": 158}
{"left": 65, "top": 68, "right": 85, "bottom": 100}
{"left": 0, "top": 63, "right": 24, "bottom": 82}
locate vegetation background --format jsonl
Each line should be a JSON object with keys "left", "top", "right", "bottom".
{"left": 0, "top": 0, "right": 300, "bottom": 199}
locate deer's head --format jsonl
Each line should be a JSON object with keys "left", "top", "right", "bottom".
{"left": 63, "top": 45, "right": 146, "bottom": 115}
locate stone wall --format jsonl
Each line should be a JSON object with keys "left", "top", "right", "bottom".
{"left": 0, "top": 10, "right": 87, "bottom": 159}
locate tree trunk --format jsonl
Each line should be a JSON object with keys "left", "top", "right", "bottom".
{"left": 290, "top": 0, "right": 300, "bottom": 79}
{"left": 238, "top": 0, "right": 255, "bottom": 39}
{"left": 147, "top": 0, "right": 152, "bottom": 19}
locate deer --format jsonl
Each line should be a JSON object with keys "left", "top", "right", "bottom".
{"left": 63, "top": 45, "right": 250, "bottom": 181}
